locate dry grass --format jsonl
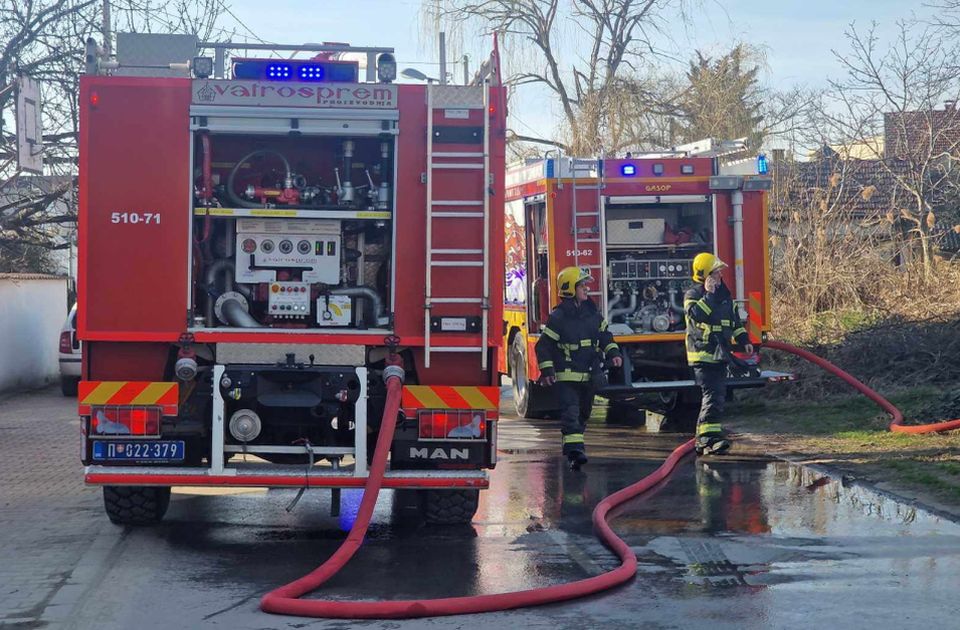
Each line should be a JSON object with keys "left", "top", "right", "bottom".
{"left": 767, "top": 229, "right": 960, "bottom": 398}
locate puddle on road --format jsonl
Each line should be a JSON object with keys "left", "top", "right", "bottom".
{"left": 153, "top": 416, "right": 960, "bottom": 603}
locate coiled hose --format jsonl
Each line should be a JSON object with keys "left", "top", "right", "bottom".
{"left": 226, "top": 149, "right": 292, "bottom": 209}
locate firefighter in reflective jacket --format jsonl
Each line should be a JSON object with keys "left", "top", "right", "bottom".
{"left": 536, "top": 267, "right": 622, "bottom": 470}
{"left": 685, "top": 253, "right": 753, "bottom": 456}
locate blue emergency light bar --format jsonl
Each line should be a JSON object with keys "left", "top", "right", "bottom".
{"left": 233, "top": 59, "right": 359, "bottom": 82}
{"left": 621, "top": 164, "right": 637, "bottom": 176}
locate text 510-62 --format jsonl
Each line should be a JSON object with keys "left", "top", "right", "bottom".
{"left": 111, "top": 212, "right": 161, "bottom": 225}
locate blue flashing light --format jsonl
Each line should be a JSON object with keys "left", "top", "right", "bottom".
{"left": 298, "top": 64, "right": 325, "bottom": 81}
{"left": 266, "top": 63, "right": 292, "bottom": 80}
{"left": 757, "top": 153, "right": 769, "bottom": 175}
{"left": 621, "top": 163, "right": 637, "bottom": 176}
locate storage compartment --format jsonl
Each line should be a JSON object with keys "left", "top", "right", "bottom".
{"left": 606, "top": 218, "right": 665, "bottom": 245}
{"left": 190, "top": 132, "right": 394, "bottom": 331}
{"left": 603, "top": 198, "right": 714, "bottom": 335}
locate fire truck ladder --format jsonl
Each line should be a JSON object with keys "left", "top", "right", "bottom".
{"left": 423, "top": 83, "right": 491, "bottom": 369}
{"left": 569, "top": 158, "right": 605, "bottom": 300}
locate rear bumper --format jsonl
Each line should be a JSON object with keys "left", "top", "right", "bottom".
{"left": 85, "top": 465, "right": 489, "bottom": 490}
{"left": 59, "top": 357, "right": 81, "bottom": 377}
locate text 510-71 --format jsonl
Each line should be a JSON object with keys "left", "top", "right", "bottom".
{"left": 111, "top": 212, "right": 160, "bottom": 225}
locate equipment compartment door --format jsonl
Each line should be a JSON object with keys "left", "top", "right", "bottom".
{"left": 79, "top": 78, "right": 192, "bottom": 340}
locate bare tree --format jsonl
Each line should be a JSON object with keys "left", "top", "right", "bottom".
{"left": 770, "top": 155, "right": 893, "bottom": 334}
{"left": 1, "top": 0, "right": 234, "bottom": 272}
{"left": 423, "top": 0, "right": 694, "bottom": 155}
{"left": 820, "top": 20, "right": 960, "bottom": 279}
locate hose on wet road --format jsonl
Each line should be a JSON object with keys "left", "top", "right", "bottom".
{"left": 260, "top": 351, "right": 696, "bottom": 618}
{"left": 261, "top": 340, "right": 957, "bottom": 620}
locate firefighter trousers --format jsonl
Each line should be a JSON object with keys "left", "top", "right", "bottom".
{"left": 555, "top": 381, "right": 595, "bottom": 455}
{"left": 693, "top": 363, "right": 726, "bottom": 436}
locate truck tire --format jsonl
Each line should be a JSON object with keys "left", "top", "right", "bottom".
{"left": 607, "top": 400, "right": 646, "bottom": 424}
{"left": 665, "top": 390, "right": 701, "bottom": 432}
{"left": 60, "top": 376, "right": 79, "bottom": 397}
{"left": 422, "top": 489, "right": 479, "bottom": 525}
{"left": 103, "top": 486, "right": 171, "bottom": 525}
{"left": 510, "top": 335, "right": 552, "bottom": 419}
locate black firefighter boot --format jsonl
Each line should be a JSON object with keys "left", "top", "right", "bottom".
{"left": 567, "top": 450, "right": 589, "bottom": 471}
{"left": 695, "top": 434, "right": 731, "bottom": 456}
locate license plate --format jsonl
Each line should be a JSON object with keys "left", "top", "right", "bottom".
{"left": 92, "top": 440, "right": 185, "bottom": 462}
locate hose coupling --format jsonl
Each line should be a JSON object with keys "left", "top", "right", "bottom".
{"left": 382, "top": 364, "right": 405, "bottom": 384}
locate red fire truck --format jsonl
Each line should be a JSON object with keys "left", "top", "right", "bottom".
{"left": 501, "top": 148, "right": 786, "bottom": 422}
{"left": 77, "top": 37, "right": 506, "bottom": 525}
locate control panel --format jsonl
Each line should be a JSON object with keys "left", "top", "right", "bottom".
{"left": 609, "top": 258, "right": 693, "bottom": 281}
{"left": 235, "top": 218, "right": 341, "bottom": 284}
{"left": 268, "top": 282, "right": 311, "bottom": 319}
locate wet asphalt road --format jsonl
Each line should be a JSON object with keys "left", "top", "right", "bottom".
{"left": 2, "top": 387, "right": 960, "bottom": 629}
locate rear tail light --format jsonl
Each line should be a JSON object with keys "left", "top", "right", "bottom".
{"left": 59, "top": 331, "right": 72, "bottom": 353}
{"left": 91, "top": 406, "right": 161, "bottom": 436}
{"left": 418, "top": 409, "right": 492, "bottom": 440}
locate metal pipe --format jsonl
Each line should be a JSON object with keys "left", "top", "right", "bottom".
{"left": 605, "top": 291, "right": 623, "bottom": 320}
{"left": 330, "top": 287, "right": 388, "bottom": 327}
{"left": 205, "top": 259, "right": 240, "bottom": 325}
{"left": 732, "top": 190, "right": 745, "bottom": 303}
{"left": 425, "top": 84, "right": 434, "bottom": 368}
{"left": 667, "top": 288, "right": 685, "bottom": 315}
{"left": 339, "top": 140, "right": 355, "bottom": 204}
{"left": 439, "top": 32, "right": 447, "bottom": 85}
{"left": 481, "top": 80, "right": 490, "bottom": 371}
{"left": 221, "top": 296, "right": 259, "bottom": 327}
{"left": 199, "top": 42, "right": 394, "bottom": 55}
{"left": 200, "top": 134, "right": 213, "bottom": 205}
{"left": 608, "top": 290, "right": 637, "bottom": 321}
{"left": 102, "top": 0, "right": 112, "bottom": 58}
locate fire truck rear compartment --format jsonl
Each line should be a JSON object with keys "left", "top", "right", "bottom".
{"left": 602, "top": 198, "right": 714, "bottom": 336}
{"left": 191, "top": 132, "right": 395, "bottom": 331}
{"left": 219, "top": 364, "right": 363, "bottom": 463}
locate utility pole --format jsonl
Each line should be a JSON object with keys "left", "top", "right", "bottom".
{"left": 102, "top": 0, "right": 112, "bottom": 57}
{"left": 439, "top": 32, "right": 447, "bottom": 85}
{"left": 462, "top": 54, "right": 469, "bottom": 85}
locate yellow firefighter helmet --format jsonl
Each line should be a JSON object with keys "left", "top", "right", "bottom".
{"left": 557, "top": 266, "right": 592, "bottom": 298}
{"left": 692, "top": 252, "right": 727, "bottom": 283}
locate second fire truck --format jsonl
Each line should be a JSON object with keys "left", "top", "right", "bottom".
{"left": 501, "top": 146, "right": 786, "bottom": 422}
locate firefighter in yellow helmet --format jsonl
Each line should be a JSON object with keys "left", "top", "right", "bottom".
{"left": 685, "top": 253, "right": 754, "bottom": 455}
{"left": 535, "top": 266, "right": 622, "bottom": 470}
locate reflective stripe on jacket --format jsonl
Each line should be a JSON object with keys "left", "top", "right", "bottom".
{"left": 535, "top": 298, "right": 620, "bottom": 378}
{"left": 684, "top": 282, "right": 749, "bottom": 365}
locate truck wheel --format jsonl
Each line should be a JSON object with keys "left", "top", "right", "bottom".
{"left": 422, "top": 489, "right": 479, "bottom": 525}
{"left": 510, "top": 335, "right": 552, "bottom": 419}
{"left": 103, "top": 486, "right": 171, "bottom": 525}
{"left": 60, "top": 376, "right": 79, "bottom": 397}
{"left": 607, "top": 400, "right": 646, "bottom": 424}
{"left": 665, "top": 390, "right": 701, "bottom": 432}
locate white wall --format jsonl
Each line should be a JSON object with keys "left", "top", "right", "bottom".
{"left": 0, "top": 276, "right": 68, "bottom": 393}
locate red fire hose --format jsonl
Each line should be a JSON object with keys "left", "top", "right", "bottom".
{"left": 260, "top": 353, "right": 696, "bottom": 618}
{"left": 764, "top": 340, "right": 960, "bottom": 434}
{"left": 261, "top": 341, "right": 958, "bottom": 620}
